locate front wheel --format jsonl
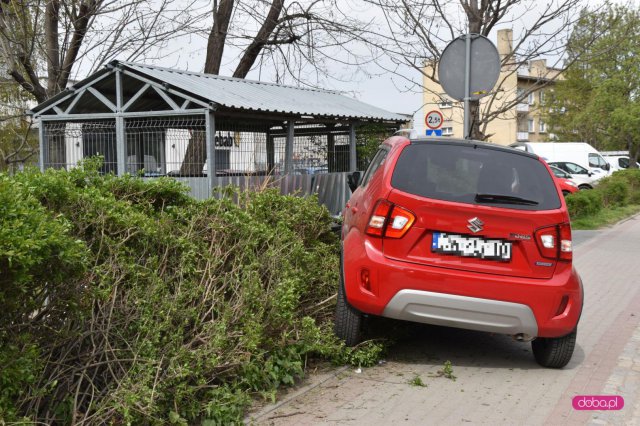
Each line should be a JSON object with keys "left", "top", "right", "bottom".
{"left": 334, "top": 276, "right": 362, "bottom": 347}
{"left": 578, "top": 184, "right": 592, "bottom": 190}
{"left": 532, "top": 329, "right": 577, "bottom": 368}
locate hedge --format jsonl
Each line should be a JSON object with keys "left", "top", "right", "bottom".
{"left": 0, "top": 160, "right": 381, "bottom": 424}
{"left": 566, "top": 169, "right": 640, "bottom": 219}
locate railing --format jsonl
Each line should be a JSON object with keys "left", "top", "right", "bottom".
{"left": 516, "top": 103, "right": 529, "bottom": 113}
{"left": 517, "top": 132, "right": 529, "bottom": 141}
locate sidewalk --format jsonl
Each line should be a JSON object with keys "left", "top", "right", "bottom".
{"left": 248, "top": 216, "right": 640, "bottom": 425}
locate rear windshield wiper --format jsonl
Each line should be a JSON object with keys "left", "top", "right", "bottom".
{"left": 475, "top": 193, "right": 539, "bottom": 206}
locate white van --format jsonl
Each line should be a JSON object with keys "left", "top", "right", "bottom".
{"left": 601, "top": 151, "right": 640, "bottom": 172}
{"left": 509, "top": 142, "right": 611, "bottom": 178}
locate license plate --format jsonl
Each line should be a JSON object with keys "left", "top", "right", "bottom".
{"left": 431, "top": 232, "right": 512, "bottom": 261}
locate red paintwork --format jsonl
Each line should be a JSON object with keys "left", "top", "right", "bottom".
{"left": 554, "top": 176, "right": 579, "bottom": 195}
{"left": 342, "top": 137, "right": 583, "bottom": 338}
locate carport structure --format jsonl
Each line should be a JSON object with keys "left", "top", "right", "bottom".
{"left": 29, "top": 61, "right": 407, "bottom": 213}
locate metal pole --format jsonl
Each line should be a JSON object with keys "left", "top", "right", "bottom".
{"left": 327, "top": 126, "right": 335, "bottom": 172}
{"left": 206, "top": 111, "right": 216, "bottom": 195}
{"left": 284, "top": 120, "right": 294, "bottom": 173}
{"left": 266, "top": 128, "right": 275, "bottom": 173}
{"left": 349, "top": 122, "right": 357, "bottom": 171}
{"left": 38, "top": 119, "right": 45, "bottom": 171}
{"left": 463, "top": 33, "right": 472, "bottom": 140}
{"left": 115, "top": 68, "right": 126, "bottom": 175}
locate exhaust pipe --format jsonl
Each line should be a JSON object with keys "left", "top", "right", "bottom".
{"left": 513, "top": 333, "right": 534, "bottom": 342}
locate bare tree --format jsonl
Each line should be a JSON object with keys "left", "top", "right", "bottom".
{"left": 180, "top": 0, "right": 374, "bottom": 175}
{"left": 0, "top": 0, "right": 201, "bottom": 103}
{"left": 202, "top": 0, "right": 373, "bottom": 83}
{"left": 366, "top": 0, "right": 601, "bottom": 140}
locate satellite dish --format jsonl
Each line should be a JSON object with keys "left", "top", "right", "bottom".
{"left": 438, "top": 34, "right": 500, "bottom": 102}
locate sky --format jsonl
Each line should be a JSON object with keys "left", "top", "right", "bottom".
{"left": 75, "top": 0, "right": 619, "bottom": 135}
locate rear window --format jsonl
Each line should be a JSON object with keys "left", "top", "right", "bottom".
{"left": 391, "top": 143, "right": 561, "bottom": 211}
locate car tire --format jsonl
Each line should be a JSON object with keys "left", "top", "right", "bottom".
{"left": 578, "top": 184, "right": 592, "bottom": 190}
{"left": 562, "top": 190, "right": 571, "bottom": 197}
{"left": 532, "top": 329, "right": 577, "bottom": 368}
{"left": 334, "top": 273, "right": 362, "bottom": 347}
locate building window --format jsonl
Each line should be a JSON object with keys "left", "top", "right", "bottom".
{"left": 539, "top": 90, "right": 545, "bottom": 104}
{"left": 517, "top": 88, "right": 525, "bottom": 101}
{"left": 539, "top": 120, "right": 546, "bottom": 133}
{"left": 528, "top": 119, "right": 535, "bottom": 133}
{"left": 527, "top": 92, "right": 535, "bottom": 105}
{"left": 441, "top": 127, "right": 453, "bottom": 136}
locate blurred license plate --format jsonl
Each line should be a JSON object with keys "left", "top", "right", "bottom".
{"left": 432, "top": 232, "right": 512, "bottom": 261}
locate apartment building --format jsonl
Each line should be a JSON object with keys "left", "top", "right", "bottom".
{"left": 422, "top": 29, "right": 562, "bottom": 145}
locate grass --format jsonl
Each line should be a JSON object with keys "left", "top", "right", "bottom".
{"left": 408, "top": 375, "right": 427, "bottom": 387}
{"left": 571, "top": 204, "right": 640, "bottom": 230}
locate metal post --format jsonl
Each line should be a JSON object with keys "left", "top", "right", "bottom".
{"left": 266, "top": 128, "right": 275, "bottom": 173}
{"left": 349, "top": 122, "right": 357, "bottom": 171}
{"left": 284, "top": 120, "right": 294, "bottom": 173}
{"left": 326, "top": 124, "right": 335, "bottom": 172}
{"left": 463, "top": 33, "right": 472, "bottom": 140}
{"left": 38, "top": 120, "right": 45, "bottom": 171}
{"left": 205, "top": 111, "right": 216, "bottom": 194}
{"left": 115, "top": 68, "right": 126, "bottom": 175}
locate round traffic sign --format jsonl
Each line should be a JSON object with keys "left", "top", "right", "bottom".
{"left": 425, "top": 110, "right": 444, "bottom": 129}
{"left": 438, "top": 34, "right": 500, "bottom": 102}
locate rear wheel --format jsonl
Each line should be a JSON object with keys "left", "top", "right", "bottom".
{"left": 578, "top": 184, "right": 592, "bottom": 190}
{"left": 334, "top": 274, "right": 362, "bottom": 347}
{"left": 562, "top": 190, "right": 571, "bottom": 197}
{"left": 532, "top": 329, "right": 577, "bottom": 368}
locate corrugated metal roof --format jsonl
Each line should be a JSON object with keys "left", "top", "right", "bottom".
{"left": 120, "top": 61, "right": 407, "bottom": 122}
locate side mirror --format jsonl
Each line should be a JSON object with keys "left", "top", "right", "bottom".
{"left": 347, "top": 171, "right": 361, "bottom": 192}
{"left": 588, "top": 171, "right": 593, "bottom": 177}
{"left": 604, "top": 163, "right": 611, "bottom": 171}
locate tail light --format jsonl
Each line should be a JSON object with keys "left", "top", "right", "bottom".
{"left": 535, "top": 223, "right": 572, "bottom": 261}
{"left": 365, "top": 200, "right": 415, "bottom": 239}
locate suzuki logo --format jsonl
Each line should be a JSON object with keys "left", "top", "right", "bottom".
{"left": 467, "top": 217, "right": 484, "bottom": 233}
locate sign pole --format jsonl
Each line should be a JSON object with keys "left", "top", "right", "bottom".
{"left": 463, "top": 33, "right": 471, "bottom": 140}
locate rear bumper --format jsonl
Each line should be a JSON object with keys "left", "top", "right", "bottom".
{"left": 343, "top": 231, "right": 583, "bottom": 338}
{"left": 383, "top": 289, "right": 538, "bottom": 337}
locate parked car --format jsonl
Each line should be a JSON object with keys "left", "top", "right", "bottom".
{"left": 549, "top": 166, "right": 579, "bottom": 196}
{"left": 337, "top": 137, "right": 583, "bottom": 368}
{"left": 548, "top": 161, "right": 599, "bottom": 189}
{"left": 551, "top": 167, "right": 579, "bottom": 197}
{"left": 293, "top": 166, "right": 329, "bottom": 175}
{"left": 510, "top": 142, "right": 611, "bottom": 178}
{"left": 603, "top": 155, "right": 640, "bottom": 172}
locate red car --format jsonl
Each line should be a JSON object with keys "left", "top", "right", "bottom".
{"left": 336, "top": 137, "right": 583, "bottom": 368}
{"left": 550, "top": 165, "right": 579, "bottom": 196}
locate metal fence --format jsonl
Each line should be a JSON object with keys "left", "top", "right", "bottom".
{"left": 126, "top": 116, "right": 206, "bottom": 176}
{"left": 39, "top": 115, "right": 382, "bottom": 214}
{"left": 43, "top": 120, "right": 118, "bottom": 174}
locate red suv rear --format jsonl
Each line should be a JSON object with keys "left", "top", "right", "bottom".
{"left": 335, "top": 137, "right": 583, "bottom": 368}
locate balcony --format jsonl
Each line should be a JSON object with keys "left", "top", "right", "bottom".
{"left": 517, "top": 132, "right": 529, "bottom": 141}
{"left": 516, "top": 103, "right": 529, "bottom": 113}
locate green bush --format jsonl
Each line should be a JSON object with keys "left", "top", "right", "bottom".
{"left": 612, "top": 169, "right": 640, "bottom": 204}
{"left": 566, "top": 189, "right": 603, "bottom": 218}
{"left": 0, "top": 162, "right": 372, "bottom": 424}
{"left": 597, "top": 175, "right": 630, "bottom": 207}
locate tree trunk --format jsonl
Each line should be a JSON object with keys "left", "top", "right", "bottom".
{"left": 629, "top": 137, "right": 639, "bottom": 169}
{"left": 204, "top": 0, "right": 235, "bottom": 74}
{"left": 232, "top": 0, "right": 284, "bottom": 79}
{"left": 179, "top": 131, "right": 208, "bottom": 175}
{"left": 45, "top": 0, "right": 61, "bottom": 95}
